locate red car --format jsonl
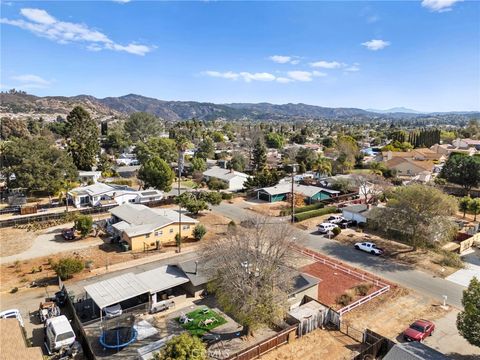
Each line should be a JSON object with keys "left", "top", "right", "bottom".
{"left": 403, "top": 319, "right": 435, "bottom": 342}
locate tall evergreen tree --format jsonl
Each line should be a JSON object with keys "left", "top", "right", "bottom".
{"left": 66, "top": 106, "right": 100, "bottom": 170}
{"left": 252, "top": 139, "right": 267, "bottom": 172}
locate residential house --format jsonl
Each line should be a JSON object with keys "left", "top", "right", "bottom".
{"left": 383, "top": 342, "right": 451, "bottom": 360}
{"left": 256, "top": 183, "right": 339, "bottom": 203}
{"left": 176, "top": 258, "right": 320, "bottom": 309}
{"left": 0, "top": 319, "right": 43, "bottom": 360}
{"left": 78, "top": 171, "right": 102, "bottom": 185}
{"left": 430, "top": 143, "right": 476, "bottom": 157}
{"left": 203, "top": 166, "right": 249, "bottom": 191}
{"left": 379, "top": 148, "right": 445, "bottom": 179}
{"left": 341, "top": 204, "right": 372, "bottom": 224}
{"left": 68, "top": 183, "right": 163, "bottom": 208}
{"left": 452, "top": 138, "right": 480, "bottom": 151}
{"left": 115, "top": 165, "right": 141, "bottom": 178}
{"left": 109, "top": 203, "right": 198, "bottom": 251}
{"left": 385, "top": 157, "right": 436, "bottom": 177}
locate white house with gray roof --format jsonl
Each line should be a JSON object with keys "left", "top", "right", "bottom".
{"left": 203, "top": 166, "right": 249, "bottom": 191}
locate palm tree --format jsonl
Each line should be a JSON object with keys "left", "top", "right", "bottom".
{"left": 313, "top": 157, "right": 332, "bottom": 179}
{"left": 469, "top": 198, "right": 480, "bottom": 222}
{"left": 459, "top": 197, "right": 472, "bottom": 219}
{"left": 56, "top": 180, "right": 77, "bottom": 213}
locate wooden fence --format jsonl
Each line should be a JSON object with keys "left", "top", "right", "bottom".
{"left": 226, "top": 325, "right": 298, "bottom": 360}
{"left": 353, "top": 329, "right": 395, "bottom": 360}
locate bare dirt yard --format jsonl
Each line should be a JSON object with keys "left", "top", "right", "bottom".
{"left": 301, "top": 261, "right": 381, "bottom": 309}
{"left": 245, "top": 201, "right": 290, "bottom": 217}
{"left": 335, "top": 229, "right": 460, "bottom": 278}
{"left": 1, "top": 227, "right": 35, "bottom": 256}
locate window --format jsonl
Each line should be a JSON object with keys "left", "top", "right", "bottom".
{"left": 155, "top": 230, "right": 163, "bottom": 236}
{"left": 182, "top": 225, "right": 190, "bottom": 230}
{"left": 146, "top": 234, "right": 150, "bottom": 238}
{"left": 169, "top": 228, "right": 174, "bottom": 233}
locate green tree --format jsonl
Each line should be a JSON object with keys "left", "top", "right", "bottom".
{"left": 138, "top": 156, "right": 175, "bottom": 191}
{"left": 244, "top": 169, "right": 280, "bottom": 191}
{"left": 322, "top": 137, "right": 335, "bottom": 148}
{"left": 211, "top": 131, "right": 225, "bottom": 143}
{"left": 74, "top": 215, "right": 93, "bottom": 238}
{"left": 441, "top": 154, "right": 480, "bottom": 195}
{"left": 52, "top": 257, "right": 84, "bottom": 280}
{"left": 124, "top": 112, "right": 162, "bottom": 142}
{"left": 0, "top": 117, "right": 31, "bottom": 140}
{"left": 135, "top": 137, "right": 177, "bottom": 164}
{"left": 196, "top": 137, "right": 215, "bottom": 160}
{"left": 457, "top": 277, "right": 480, "bottom": 347}
{"left": 175, "top": 192, "right": 208, "bottom": 214}
{"left": 252, "top": 139, "right": 267, "bottom": 172}
{"left": 193, "top": 224, "right": 207, "bottom": 240}
{"left": 469, "top": 198, "right": 480, "bottom": 222}
{"left": 103, "top": 123, "right": 130, "bottom": 154}
{"left": 295, "top": 148, "right": 318, "bottom": 171}
{"left": 66, "top": 106, "right": 100, "bottom": 170}
{"left": 229, "top": 152, "right": 247, "bottom": 172}
{"left": 265, "top": 132, "right": 284, "bottom": 149}
{"left": 207, "top": 177, "right": 228, "bottom": 190}
{"left": 155, "top": 333, "right": 206, "bottom": 360}
{"left": 370, "top": 184, "right": 457, "bottom": 250}
{"left": 1, "top": 137, "right": 78, "bottom": 195}
{"left": 459, "top": 197, "right": 472, "bottom": 219}
{"left": 190, "top": 157, "right": 206, "bottom": 172}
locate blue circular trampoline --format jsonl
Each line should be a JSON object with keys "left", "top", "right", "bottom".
{"left": 99, "top": 326, "right": 137, "bottom": 350}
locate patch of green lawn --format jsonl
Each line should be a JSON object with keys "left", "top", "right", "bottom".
{"left": 177, "top": 307, "right": 227, "bottom": 336}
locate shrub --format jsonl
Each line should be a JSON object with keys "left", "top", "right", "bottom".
{"left": 10, "top": 287, "right": 18, "bottom": 294}
{"left": 207, "top": 178, "right": 228, "bottom": 191}
{"left": 336, "top": 292, "right": 353, "bottom": 306}
{"left": 221, "top": 192, "right": 233, "bottom": 200}
{"left": 193, "top": 224, "right": 207, "bottom": 240}
{"left": 280, "top": 202, "right": 325, "bottom": 216}
{"left": 354, "top": 283, "right": 372, "bottom": 296}
{"left": 437, "top": 251, "right": 464, "bottom": 268}
{"left": 294, "top": 206, "right": 338, "bottom": 222}
{"left": 331, "top": 227, "right": 341, "bottom": 236}
{"left": 108, "top": 178, "right": 133, "bottom": 187}
{"left": 52, "top": 257, "right": 84, "bottom": 280}
{"left": 74, "top": 215, "right": 93, "bottom": 238}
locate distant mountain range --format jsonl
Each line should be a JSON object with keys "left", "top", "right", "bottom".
{"left": 1, "top": 92, "right": 478, "bottom": 122}
{"left": 365, "top": 107, "right": 424, "bottom": 114}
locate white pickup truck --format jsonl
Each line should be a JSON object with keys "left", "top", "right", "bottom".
{"left": 44, "top": 315, "right": 76, "bottom": 354}
{"left": 354, "top": 242, "right": 384, "bottom": 255}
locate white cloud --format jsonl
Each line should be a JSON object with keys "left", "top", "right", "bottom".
{"left": 310, "top": 60, "right": 343, "bottom": 69}
{"left": 344, "top": 63, "right": 360, "bottom": 72}
{"left": 1, "top": 8, "right": 153, "bottom": 56}
{"left": 113, "top": 0, "right": 131, "bottom": 3}
{"left": 203, "top": 71, "right": 275, "bottom": 82}
{"left": 287, "top": 71, "right": 313, "bottom": 82}
{"left": 12, "top": 74, "right": 50, "bottom": 85}
{"left": 421, "top": 0, "right": 462, "bottom": 12}
{"left": 276, "top": 77, "right": 293, "bottom": 84}
{"left": 269, "top": 55, "right": 300, "bottom": 65}
{"left": 312, "top": 71, "right": 327, "bottom": 77}
{"left": 361, "top": 39, "right": 390, "bottom": 51}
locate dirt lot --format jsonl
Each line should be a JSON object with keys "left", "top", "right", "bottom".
{"left": 246, "top": 201, "right": 290, "bottom": 217}
{"left": 192, "top": 210, "right": 232, "bottom": 241}
{"left": 335, "top": 229, "right": 459, "bottom": 278}
{"left": 261, "top": 329, "right": 359, "bottom": 360}
{"left": 0, "top": 227, "right": 36, "bottom": 256}
{"left": 301, "top": 261, "right": 381, "bottom": 309}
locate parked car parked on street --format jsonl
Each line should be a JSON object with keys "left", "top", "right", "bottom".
{"left": 354, "top": 242, "right": 384, "bottom": 255}
{"left": 403, "top": 319, "right": 435, "bottom": 342}
{"left": 338, "top": 219, "right": 356, "bottom": 229}
{"left": 317, "top": 223, "right": 339, "bottom": 234}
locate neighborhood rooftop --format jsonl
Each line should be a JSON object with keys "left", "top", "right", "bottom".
{"left": 203, "top": 166, "right": 249, "bottom": 181}
{"left": 259, "top": 183, "right": 340, "bottom": 197}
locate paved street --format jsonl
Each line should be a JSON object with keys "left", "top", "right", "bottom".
{"left": 213, "top": 202, "right": 466, "bottom": 309}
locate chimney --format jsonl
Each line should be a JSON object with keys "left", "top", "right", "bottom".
{"left": 195, "top": 260, "right": 198, "bottom": 275}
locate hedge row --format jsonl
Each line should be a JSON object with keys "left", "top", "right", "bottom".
{"left": 294, "top": 206, "right": 338, "bottom": 222}
{"left": 280, "top": 202, "right": 325, "bottom": 216}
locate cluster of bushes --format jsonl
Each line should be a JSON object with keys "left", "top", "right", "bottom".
{"left": 221, "top": 193, "right": 233, "bottom": 200}
{"left": 436, "top": 251, "right": 464, "bottom": 269}
{"left": 294, "top": 206, "right": 338, "bottom": 222}
{"left": 336, "top": 283, "right": 373, "bottom": 306}
{"left": 193, "top": 224, "right": 207, "bottom": 240}
{"left": 52, "top": 257, "right": 85, "bottom": 280}
{"left": 207, "top": 178, "right": 228, "bottom": 190}
{"left": 108, "top": 178, "right": 133, "bottom": 187}
{"left": 280, "top": 202, "right": 324, "bottom": 216}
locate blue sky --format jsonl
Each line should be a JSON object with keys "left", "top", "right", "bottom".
{"left": 1, "top": 0, "right": 479, "bottom": 112}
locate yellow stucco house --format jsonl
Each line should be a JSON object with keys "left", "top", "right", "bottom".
{"left": 109, "top": 203, "right": 198, "bottom": 252}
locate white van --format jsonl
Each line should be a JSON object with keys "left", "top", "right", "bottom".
{"left": 317, "top": 223, "right": 338, "bottom": 234}
{"left": 44, "top": 315, "right": 76, "bottom": 354}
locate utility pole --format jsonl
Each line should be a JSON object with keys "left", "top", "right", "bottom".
{"left": 291, "top": 163, "right": 297, "bottom": 224}
{"left": 178, "top": 160, "right": 182, "bottom": 253}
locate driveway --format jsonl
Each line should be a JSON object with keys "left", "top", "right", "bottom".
{"left": 446, "top": 248, "right": 480, "bottom": 287}
{"left": 423, "top": 310, "right": 480, "bottom": 359}
{"left": 0, "top": 223, "right": 104, "bottom": 264}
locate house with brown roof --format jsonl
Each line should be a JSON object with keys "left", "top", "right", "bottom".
{"left": 381, "top": 148, "right": 445, "bottom": 163}
{"left": 385, "top": 157, "right": 436, "bottom": 178}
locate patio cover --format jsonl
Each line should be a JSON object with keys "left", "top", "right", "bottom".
{"left": 84, "top": 272, "right": 149, "bottom": 310}
{"left": 137, "top": 265, "right": 190, "bottom": 293}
